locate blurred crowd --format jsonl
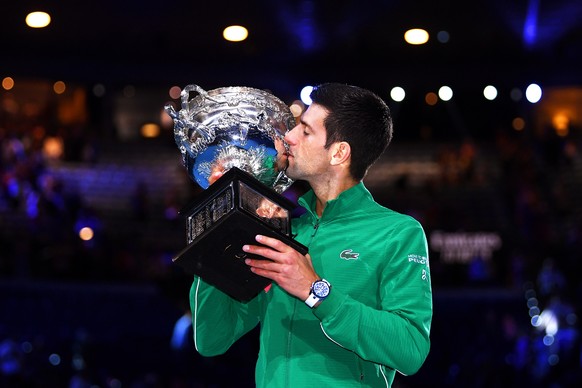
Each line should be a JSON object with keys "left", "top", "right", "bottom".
{"left": 1, "top": 116, "right": 582, "bottom": 386}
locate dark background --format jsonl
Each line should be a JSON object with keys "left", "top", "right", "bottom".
{"left": 1, "top": 0, "right": 582, "bottom": 387}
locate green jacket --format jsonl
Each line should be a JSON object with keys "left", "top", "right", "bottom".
{"left": 191, "top": 182, "right": 432, "bottom": 387}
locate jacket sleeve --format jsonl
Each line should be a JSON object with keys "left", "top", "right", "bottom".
{"left": 190, "top": 276, "right": 262, "bottom": 357}
{"left": 312, "top": 219, "right": 432, "bottom": 376}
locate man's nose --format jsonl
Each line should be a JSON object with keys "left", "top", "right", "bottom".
{"left": 284, "top": 125, "right": 298, "bottom": 144}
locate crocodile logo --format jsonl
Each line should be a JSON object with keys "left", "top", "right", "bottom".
{"left": 340, "top": 249, "right": 360, "bottom": 260}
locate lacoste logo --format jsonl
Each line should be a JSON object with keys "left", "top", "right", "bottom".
{"left": 340, "top": 249, "right": 360, "bottom": 260}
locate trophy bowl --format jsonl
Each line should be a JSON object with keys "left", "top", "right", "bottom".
{"left": 165, "top": 84, "right": 296, "bottom": 193}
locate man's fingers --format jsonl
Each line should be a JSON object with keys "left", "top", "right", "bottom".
{"left": 242, "top": 235, "right": 290, "bottom": 258}
{"left": 255, "top": 234, "right": 288, "bottom": 251}
{"left": 244, "top": 257, "right": 275, "bottom": 271}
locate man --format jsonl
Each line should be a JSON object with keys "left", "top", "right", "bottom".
{"left": 191, "top": 83, "right": 432, "bottom": 387}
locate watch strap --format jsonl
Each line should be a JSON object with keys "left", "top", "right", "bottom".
{"left": 304, "top": 293, "right": 320, "bottom": 308}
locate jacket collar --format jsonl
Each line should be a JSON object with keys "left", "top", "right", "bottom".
{"left": 298, "top": 182, "right": 372, "bottom": 222}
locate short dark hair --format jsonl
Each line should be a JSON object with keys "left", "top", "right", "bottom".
{"left": 310, "top": 83, "right": 393, "bottom": 181}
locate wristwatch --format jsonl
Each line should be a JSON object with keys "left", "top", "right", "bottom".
{"left": 305, "top": 279, "right": 331, "bottom": 308}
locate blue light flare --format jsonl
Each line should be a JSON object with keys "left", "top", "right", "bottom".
{"left": 523, "top": 0, "right": 540, "bottom": 47}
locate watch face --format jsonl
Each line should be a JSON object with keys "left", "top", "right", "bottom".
{"left": 312, "top": 280, "right": 330, "bottom": 298}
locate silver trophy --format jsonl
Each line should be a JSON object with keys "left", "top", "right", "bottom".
{"left": 165, "top": 85, "right": 307, "bottom": 301}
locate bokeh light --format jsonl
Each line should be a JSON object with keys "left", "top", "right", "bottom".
{"left": 483, "top": 85, "right": 498, "bottom": 100}
{"left": 510, "top": 88, "right": 523, "bottom": 101}
{"left": 512, "top": 117, "right": 525, "bottom": 131}
{"left": 48, "top": 353, "right": 61, "bottom": 366}
{"left": 93, "top": 83, "right": 106, "bottom": 97}
{"left": 289, "top": 100, "right": 304, "bottom": 118}
{"left": 79, "top": 227, "right": 94, "bottom": 241}
{"left": 438, "top": 86, "right": 453, "bottom": 101}
{"left": 141, "top": 123, "right": 161, "bottom": 138}
{"left": 300, "top": 85, "right": 314, "bottom": 105}
{"left": 2, "top": 77, "right": 15, "bottom": 90}
{"left": 525, "top": 83, "right": 542, "bottom": 103}
{"left": 425, "top": 92, "right": 438, "bottom": 106}
{"left": 53, "top": 81, "right": 66, "bottom": 94}
{"left": 437, "top": 31, "right": 450, "bottom": 43}
{"left": 223, "top": 25, "right": 248, "bottom": 42}
{"left": 390, "top": 87, "right": 406, "bottom": 102}
{"left": 405, "top": 28, "right": 429, "bottom": 45}
{"left": 169, "top": 86, "right": 181, "bottom": 99}
{"left": 26, "top": 12, "right": 51, "bottom": 28}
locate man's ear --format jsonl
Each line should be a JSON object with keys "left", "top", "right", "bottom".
{"left": 330, "top": 141, "right": 351, "bottom": 166}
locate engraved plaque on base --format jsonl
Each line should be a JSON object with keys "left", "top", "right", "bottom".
{"left": 172, "top": 167, "right": 307, "bottom": 302}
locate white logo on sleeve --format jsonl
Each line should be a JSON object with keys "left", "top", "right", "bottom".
{"left": 408, "top": 254, "right": 428, "bottom": 265}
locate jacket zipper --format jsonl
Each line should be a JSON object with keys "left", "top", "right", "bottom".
{"left": 357, "top": 356, "right": 364, "bottom": 383}
{"left": 303, "top": 219, "right": 319, "bottom": 250}
{"left": 311, "top": 219, "right": 320, "bottom": 238}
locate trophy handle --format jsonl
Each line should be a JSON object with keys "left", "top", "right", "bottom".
{"left": 180, "top": 85, "right": 215, "bottom": 144}
{"left": 164, "top": 85, "right": 216, "bottom": 161}
{"left": 181, "top": 84, "right": 208, "bottom": 106}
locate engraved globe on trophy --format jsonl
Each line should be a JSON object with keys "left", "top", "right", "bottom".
{"left": 165, "top": 84, "right": 307, "bottom": 302}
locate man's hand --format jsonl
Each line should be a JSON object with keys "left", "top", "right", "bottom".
{"left": 243, "top": 235, "right": 318, "bottom": 301}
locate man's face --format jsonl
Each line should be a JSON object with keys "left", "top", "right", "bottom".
{"left": 283, "top": 103, "right": 331, "bottom": 181}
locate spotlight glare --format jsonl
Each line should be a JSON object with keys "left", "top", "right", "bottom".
{"left": 405, "top": 28, "right": 429, "bottom": 45}
{"left": 390, "top": 87, "right": 406, "bottom": 102}
{"left": 525, "top": 83, "right": 542, "bottom": 103}
{"left": 223, "top": 25, "right": 248, "bottom": 42}
{"left": 26, "top": 12, "right": 51, "bottom": 28}
{"left": 300, "top": 86, "right": 314, "bottom": 105}
{"left": 438, "top": 86, "right": 453, "bottom": 101}
{"left": 483, "top": 85, "right": 498, "bottom": 100}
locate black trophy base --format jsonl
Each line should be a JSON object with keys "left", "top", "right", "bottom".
{"left": 173, "top": 168, "right": 308, "bottom": 302}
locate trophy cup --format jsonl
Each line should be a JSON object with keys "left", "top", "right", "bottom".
{"left": 165, "top": 84, "right": 308, "bottom": 302}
